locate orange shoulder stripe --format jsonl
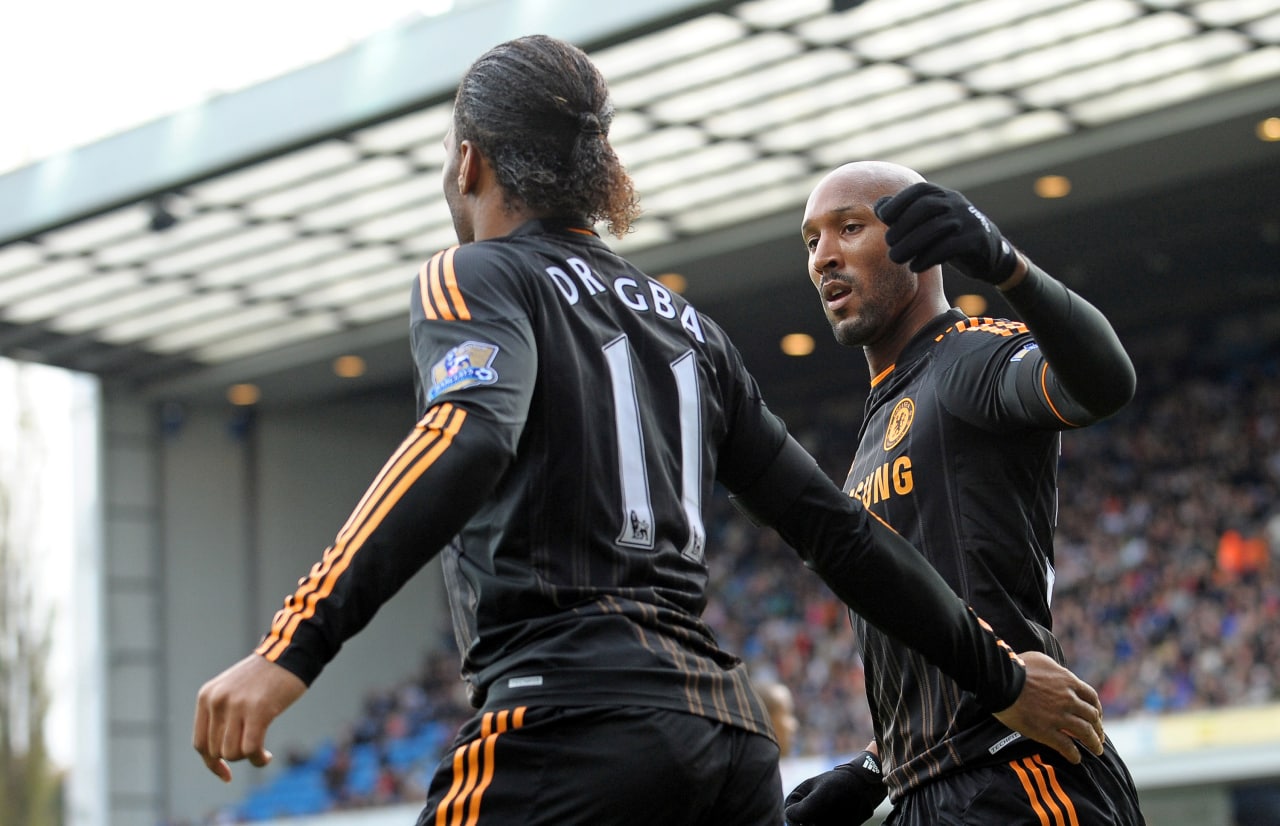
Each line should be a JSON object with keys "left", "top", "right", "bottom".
{"left": 332, "top": 404, "right": 456, "bottom": 547}
{"left": 419, "top": 254, "right": 442, "bottom": 320}
{"left": 428, "top": 248, "right": 457, "bottom": 320}
{"left": 441, "top": 246, "right": 471, "bottom": 320}
{"left": 419, "top": 246, "right": 471, "bottom": 321}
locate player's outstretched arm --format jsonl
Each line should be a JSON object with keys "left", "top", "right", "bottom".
{"left": 192, "top": 654, "right": 307, "bottom": 782}
{"left": 994, "top": 651, "right": 1104, "bottom": 764}
{"left": 875, "top": 182, "right": 1135, "bottom": 421}
{"left": 785, "top": 655, "right": 1105, "bottom": 826}
{"left": 725, "top": 434, "right": 1107, "bottom": 763}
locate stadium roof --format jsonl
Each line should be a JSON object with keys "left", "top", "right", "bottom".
{"left": 1, "top": 0, "right": 1278, "bottom": 408}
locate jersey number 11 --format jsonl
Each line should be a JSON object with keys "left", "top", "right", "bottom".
{"left": 602, "top": 335, "right": 707, "bottom": 563}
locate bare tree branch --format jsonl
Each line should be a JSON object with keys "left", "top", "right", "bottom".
{"left": 0, "top": 360, "right": 63, "bottom": 826}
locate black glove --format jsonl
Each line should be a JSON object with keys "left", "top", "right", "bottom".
{"left": 874, "top": 182, "right": 1020, "bottom": 284}
{"left": 784, "top": 750, "right": 887, "bottom": 826}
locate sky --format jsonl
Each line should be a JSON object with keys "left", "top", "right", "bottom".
{"left": 0, "top": 0, "right": 455, "bottom": 176}
{"left": 0, "top": 0, "right": 453, "bottom": 784}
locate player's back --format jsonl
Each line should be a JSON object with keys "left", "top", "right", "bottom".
{"left": 411, "top": 220, "right": 770, "bottom": 735}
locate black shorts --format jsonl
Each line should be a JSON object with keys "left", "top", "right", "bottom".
{"left": 418, "top": 704, "right": 781, "bottom": 826}
{"left": 887, "top": 739, "right": 1145, "bottom": 826}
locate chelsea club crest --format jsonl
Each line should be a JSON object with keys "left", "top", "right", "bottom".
{"left": 883, "top": 397, "right": 914, "bottom": 451}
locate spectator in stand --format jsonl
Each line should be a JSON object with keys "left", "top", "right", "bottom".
{"left": 754, "top": 679, "right": 799, "bottom": 757}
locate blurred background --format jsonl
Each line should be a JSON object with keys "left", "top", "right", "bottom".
{"left": 0, "top": 1, "right": 1277, "bottom": 824}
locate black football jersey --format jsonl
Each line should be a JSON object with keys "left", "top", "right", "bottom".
{"left": 409, "top": 220, "right": 777, "bottom": 731}
{"left": 847, "top": 308, "right": 1079, "bottom": 797}
{"left": 259, "top": 220, "right": 777, "bottom": 734}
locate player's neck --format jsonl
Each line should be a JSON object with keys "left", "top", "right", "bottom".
{"left": 469, "top": 196, "right": 534, "bottom": 242}
{"left": 863, "top": 293, "right": 950, "bottom": 378}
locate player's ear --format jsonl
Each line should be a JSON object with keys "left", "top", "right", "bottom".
{"left": 457, "top": 140, "right": 481, "bottom": 196}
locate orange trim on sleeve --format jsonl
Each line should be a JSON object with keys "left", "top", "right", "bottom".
{"left": 1039, "top": 362, "right": 1080, "bottom": 428}
{"left": 256, "top": 405, "right": 468, "bottom": 661}
{"left": 864, "top": 508, "right": 896, "bottom": 532}
{"left": 332, "top": 404, "right": 456, "bottom": 547}
{"left": 972, "top": 611, "right": 1024, "bottom": 665}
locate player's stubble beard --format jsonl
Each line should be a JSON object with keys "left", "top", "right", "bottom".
{"left": 826, "top": 259, "right": 917, "bottom": 349}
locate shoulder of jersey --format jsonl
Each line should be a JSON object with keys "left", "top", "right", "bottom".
{"left": 414, "top": 242, "right": 528, "bottom": 321}
{"left": 933, "top": 316, "right": 1029, "bottom": 343}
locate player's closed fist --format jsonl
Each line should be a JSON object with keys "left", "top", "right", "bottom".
{"left": 874, "top": 182, "right": 1020, "bottom": 284}
{"left": 784, "top": 750, "right": 887, "bottom": 826}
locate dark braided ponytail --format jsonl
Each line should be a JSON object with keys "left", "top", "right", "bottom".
{"left": 453, "top": 35, "right": 640, "bottom": 237}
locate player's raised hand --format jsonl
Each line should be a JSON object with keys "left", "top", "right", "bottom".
{"left": 993, "top": 651, "right": 1105, "bottom": 765}
{"left": 193, "top": 654, "right": 307, "bottom": 782}
{"left": 874, "top": 182, "right": 1021, "bottom": 284}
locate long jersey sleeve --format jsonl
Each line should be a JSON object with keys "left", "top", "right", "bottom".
{"left": 999, "top": 261, "right": 1136, "bottom": 422}
{"left": 257, "top": 222, "right": 774, "bottom": 735}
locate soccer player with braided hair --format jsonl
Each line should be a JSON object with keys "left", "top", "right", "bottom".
{"left": 448, "top": 35, "right": 637, "bottom": 239}
{"left": 193, "top": 40, "right": 1108, "bottom": 826}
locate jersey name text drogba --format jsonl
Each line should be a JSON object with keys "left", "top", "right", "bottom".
{"left": 544, "top": 256, "right": 706, "bottom": 344}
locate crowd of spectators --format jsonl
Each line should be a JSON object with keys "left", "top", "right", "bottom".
{"left": 205, "top": 352, "right": 1280, "bottom": 820}
{"left": 309, "top": 650, "right": 473, "bottom": 810}
{"left": 720, "top": 355, "right": 1280, "bottom": 756}
{"left": 1052, "top": 359, "right": 1280, "bottom": 718}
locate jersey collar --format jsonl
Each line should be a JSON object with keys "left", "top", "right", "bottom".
{"left": 507, "top": 218, "right": 602, "bottom": 242}
{"left": 899, "top": 308, "right": 969, "bottom": 364}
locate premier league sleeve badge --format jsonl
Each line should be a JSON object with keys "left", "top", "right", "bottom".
{"left": 426, "top": 341, "right": 501, "bottom": 403}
